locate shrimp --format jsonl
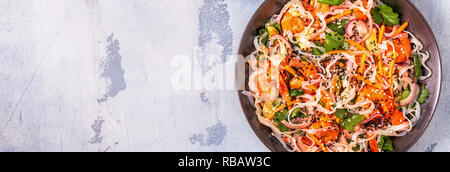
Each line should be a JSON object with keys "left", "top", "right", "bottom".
{"left": 357, "top": 85, "right": 394, "bottom": 114}
{"left": 289, "top": 58, "right": 319, "bottom": 80}
{"left": 388, "top": 109, "right": 407, "bottom": 126}
{"left": 288, "top": 58, "right": 320, "bottom": 93}
{"left": 281, "top": 1, "right": 316, "bottom": 35}
{"left": 296, "top": 135, "right": 319, "bottom": 152}
{"left": 388, "top": 34, "right": 412, "bottom": 63}
{"left": 356, "top": 85, "right": 408, "bottom": 127}
{"left": 281, "top": 9, "right": 307, "bottom": 34}
{"left": 353, "top": 9, "right": 368, "bottom": 21}
{"left": 309, "top": 121, "right": 339, "bottom": 145}
{"left": 249, "top": 71, "right": 279, "bottom": 102}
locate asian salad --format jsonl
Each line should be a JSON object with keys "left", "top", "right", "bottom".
{"left": 244, "top": 0, "right": 432, "bottom": 152}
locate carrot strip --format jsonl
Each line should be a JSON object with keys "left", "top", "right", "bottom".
{"left": 331, "top": 75, "right": 338, "bottom": 93}
{"left": 393, "top": 22, "right": 409, "bottom": 37}
{"left": 284, "top": 65, "right": 299, "bottom": 78}
{"left": 388, "top": 52, "right": 397, "bottom": 85}
{"left": 285, "top": 65, "right": 319, "bottom": 92}
{"left": 275, "top": 104, "right": 286, "bottom": 112}
{"left": 286, "top": 94, "right": 292, "bottom": 110}
{"left": 326, "top": 9, "right": 353, "bottom": 23}
{"left": 378, "top": 25, "right": 385, "bottom": 44}
{"left": 347, "top": 40, "right": 369, "bottom": 53}
{"left": 375, "top": 73, "right": 386, "bottom": 86}
{"left": 309, "top": 85, "right": 319, "bottom": 92}
{"left": 355, "top": 75, "right": 384, "bottom": 90}
{"left": 321, "top": 91, "right": 332, "bottom": 110}
{"left": 378, "top": 54, "right": 384, "bottom": 76}
{"left": 279, "top": 74, "right": 292, "bottom": 110}
{"left": 307, "top": 133, "right": 329, "bottom": 152}
{"left": 367, "top": 134, "right": 379, "bottom": 152}
{"left": 327, "top": 50, "right": 353, "bottom": 55}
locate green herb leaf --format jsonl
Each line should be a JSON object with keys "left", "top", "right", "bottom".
{"left": 378, "top": 4, "right": 400, "bottom": 26}
{"left": 383, "top": 137, "right": 394, "bottom": 152}
{"left": 312, "top": 41, "right": 325, "bottom": 55}
{"left": 258, "top": 28, "right": 269, "bottom": 45}
{"left": 261, "top": 35, "right": 269, "bottom": 45}
{"left": 312, "top": 48, "right": 325, "bottom": 55}
{"left": 341, "top": 114, "right": 365, "bottom": 131}
{"left": 275, "top": 121, "right": 289, "bottom": 132}
{"left": 291, "top": 108, "right": 307, "bottom": 119}
{"left": 274, "top": 109, "right": 289, "bottom": 132}
{"left": 324, "top": 32, "right": 345, "bottom": 52}
{"left": 378, "top": 136, "right": 394, "bottom": 152}
{"left": 371, "top": 7, "right": 384, "bottom": 25}
{"left": 352, "top": 144, "right": 361, "bottom": 151}
{"left": 274, "top": 23, "right": 282, "bottom": 33}
{"left": 327, "top": 19, "right": 349, "bottom": 35}
{"left": 335, "top": 109, "right": 350, "bottom": 120}
{"left": 377, "top": 136, "right": 385, "bottom": 149}
{"left": 274, "top": 109, "right": 288, "bottom": 122}
{"left": 317, "top": 0, "right": 345, "bottom": 6}
{"left": 289, "top": 89, "right": 305, "bottom": 97}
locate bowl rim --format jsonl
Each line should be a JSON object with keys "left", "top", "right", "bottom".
{"left": 394, "top": 0, "right": 442, "bottom": 152}
{"left": 236, "top": 0, "right": 442, "bottom": 152}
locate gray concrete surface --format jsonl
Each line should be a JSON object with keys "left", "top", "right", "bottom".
{"left": 0, "top": 0, "right": 447, "bottom": 152}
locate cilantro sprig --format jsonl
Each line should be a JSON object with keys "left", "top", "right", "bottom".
{"left": 274, "top": 109, "right": 289, "bottom": 132}
{"left": 371, "top": 4, "right": 400, "bottom": 26}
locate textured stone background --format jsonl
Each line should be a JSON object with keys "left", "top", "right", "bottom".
{"left": 0, "top": 0, "right": 447, "bottom": 152}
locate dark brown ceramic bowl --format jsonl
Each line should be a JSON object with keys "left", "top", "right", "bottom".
{"left": 237, "top": 0, "right": 441, "bottom": 152}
